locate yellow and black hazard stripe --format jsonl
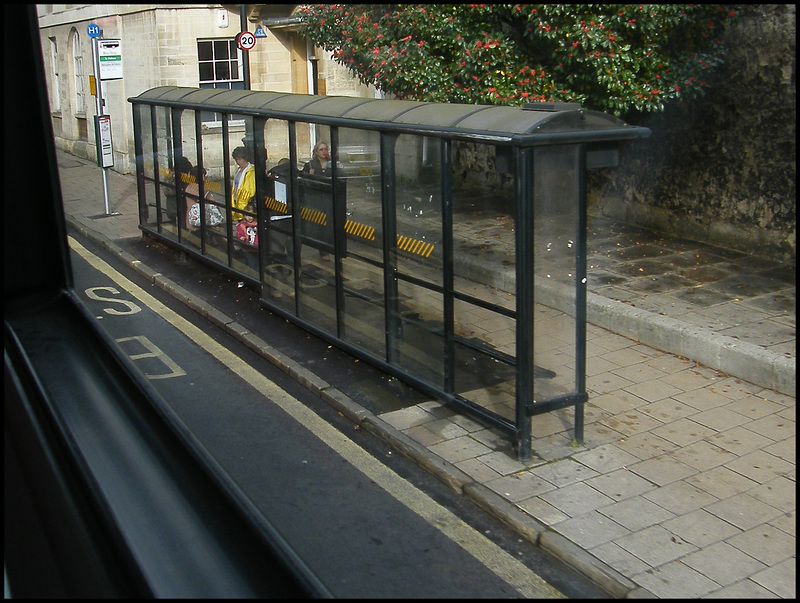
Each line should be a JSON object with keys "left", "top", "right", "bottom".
{"left": 300, "top": 206, "right": 327, "bottom": 225}
{"left": 265, "top": 199, "right": 433, "bottom": 257}
{"left": 396, "top": 234, "right": 435, "bottom": 258}
{"left": 264, "top": 196, "right": 288, "bottom": 214}
{"left": 344, "top": 220, "right": 376, "bottom": 241}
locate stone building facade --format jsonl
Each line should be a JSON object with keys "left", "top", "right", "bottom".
{"left": 38, "top": 4, "right": 795, "bottom": 260}
{"left": 36, "top": 4, "right": 379, "bottom": 175}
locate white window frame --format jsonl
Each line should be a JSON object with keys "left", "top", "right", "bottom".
{"left": 70, "top": 30, "right": 85, "bottom": 116}
{"left": 197, "top": 38, "right": 245, "bottom": 127}
{"left": 50, "top": 36, "right": 61, "bottom": 113}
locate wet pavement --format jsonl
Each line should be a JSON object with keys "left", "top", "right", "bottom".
{"left": 442, "top": 196, "right": 795, "bottom": 397}
{"left": 58, "top": 149, "right": 795, "bottom": 598}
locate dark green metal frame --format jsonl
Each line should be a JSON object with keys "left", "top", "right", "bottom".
{"left": 129, "top": 87, "right": 650, "bottom": 460}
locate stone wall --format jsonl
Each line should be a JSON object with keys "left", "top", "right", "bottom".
{"left": 589, "top": 4, "right": 796, "bottom": 260}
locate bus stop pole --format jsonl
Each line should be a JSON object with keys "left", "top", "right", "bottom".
{"left": 240, "top": 5, "right": 250, "bottom": 90}
{"left": 91, "top": 37, "right": 111, "bottom": 215}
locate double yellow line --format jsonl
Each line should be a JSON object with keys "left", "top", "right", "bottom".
{"left": 68, "top": 235, "right": 563, "bottom": 599}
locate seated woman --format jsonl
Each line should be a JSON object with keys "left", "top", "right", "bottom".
{"left": 231, "top": 146, "right": 256, "bottom": 222}
{"left": 185, "top": 166, "right": 224, "bottom": 241}
{"left": 302, "top": 140, "right": 331, "bottom": 177}
{"left": 235, "top": 202, "right": 259, "bottom": 271}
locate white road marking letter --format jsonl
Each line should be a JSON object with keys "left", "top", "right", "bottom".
{"left": 85, "top": 286, "right": 142, "bottom": 315}
{"left": 115, "top": 335, "right": 186, "bottom": 380}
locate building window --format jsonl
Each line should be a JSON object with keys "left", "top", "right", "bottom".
{"left": 198, "top": 38, "right": 244, "bottom": 125}
{"left": 50, "top": 37, "right": 61, "bottom": 112}
{"left": 70, "top": 30, "right": 85, "bottom": 116}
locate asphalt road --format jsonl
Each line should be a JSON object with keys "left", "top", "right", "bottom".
{"left": 67, "top": 227, "right": 608, "bottom": 598}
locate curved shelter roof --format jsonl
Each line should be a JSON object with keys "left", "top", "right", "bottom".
{"left": 131, "top": 86, "right": 650, "bottom": 145}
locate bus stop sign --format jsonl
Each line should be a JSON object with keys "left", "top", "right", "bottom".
{"left": 97, "top": 39, "right": 123, "bottom": 80}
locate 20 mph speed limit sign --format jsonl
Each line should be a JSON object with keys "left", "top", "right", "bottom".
{"left": 236, "top": 31, "right": 256, "bottom": 51}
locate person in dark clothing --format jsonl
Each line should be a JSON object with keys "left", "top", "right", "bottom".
{"left": 300, "top": 142, "right": 334, "bottom": 258}
{"left": 302, "top": 140, "right": 331, "bottom": 177}
{"left": 165, "top": 156, "right": 193, "bottom": 225}
{"left": 265, "top": 158, "right": 292, "bottom": 264}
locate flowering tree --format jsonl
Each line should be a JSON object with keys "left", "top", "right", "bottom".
{"left": 298, "top": 4, "right": 740, "bottom": 116}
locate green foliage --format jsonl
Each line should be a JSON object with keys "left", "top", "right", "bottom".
{"left": 298, "top": 4, "right": 740, "bottom": 116}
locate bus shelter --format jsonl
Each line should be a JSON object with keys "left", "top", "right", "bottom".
{"left": 130, "top": 87, "right": 650, "bottom": 459}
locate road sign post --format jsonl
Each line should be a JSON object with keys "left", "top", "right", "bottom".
{"left": 88, "top": 25, "right": 122, "bottom": 216}
{"left": 236, "top": 26, "right": 253, "bottom": 90}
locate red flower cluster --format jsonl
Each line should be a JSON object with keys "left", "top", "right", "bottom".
{"left": 298, "top": 3, "right": 738, "bottom": 115}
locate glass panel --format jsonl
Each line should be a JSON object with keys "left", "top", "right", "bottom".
{"left": 198, "top": 83, "right": 217, "bottom": 122}
{"left": 294, "top": 122, "right": 318, "bottom": 173}
{"left": 225, "top": 115, "right": 255, "bottom": 272}
{"left": 137, "top": 106, "right": 154, "bottom": 180}
{"left": 391, "top": 282, "right": 444, "bottom": 389}
{"left": 294, "top": 123, "right": 336, "bottom": 333}
{"left": 142, "top": 179, "right": 158, "bottom": 228}
{"left": 198, "top": 41, "right": 212, "bottom": 62}
{"left": 233, "top": 204, "right": 259, "bottom": 279}
{"left": 338, "top": 128, "right": 383, "bottom": 356}
{"left": 135, "top": 105, "right": 155, "bottom": 224}
{"left": 340, "top": 256, "right": 384, "bottom": 357}
{"left": 297, "top": 258, "right": 336, "bottom": 334}
{"left": 199, "top": 62, "right": 213, "bottom": 81}
{"left": 156, "top": 108, "right": 194, "bottom": 240}
{"left": 452, "top": 142, "right": 516, "bottom": 297}
{"left": 198, "top": 121, "right": 226, "bottom": 192}
{"left": 262, "top": 119, "right": 294, "bottom": 311}
{"left": 177, "top": 109, "right": 198, "bottom": 234}
{"left": 214, "top": 40, "right": 229, "bottom": 59}
{"left": 176, "top": 109, "right": 225, "bottom": 262}
{"left": 394, "top": 134, "right": 442, "bottom": 286}
{"left": 215, "top": 61, "right": 230, "bottom": 81}
{"left": 453, "top": 298, "right": 516, "bottom": 421}
{"left": 377, "top": 133, "right": 445, "bottom": 388}
{"left": 532, "top": 145, "right": 581, "bottom": 403}
{"left": 454, "top": 342, "right": 516, "bottom": 422}
{"left": 153, "top": 106, "right": 177, "bottom": 239}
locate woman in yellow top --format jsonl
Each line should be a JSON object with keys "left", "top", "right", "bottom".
{"left": 230, "top": 146, "right": 255, "bottom": 221}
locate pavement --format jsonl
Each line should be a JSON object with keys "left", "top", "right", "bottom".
{"left": 58, "top": 149, "right": 795, "bottom": 598}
